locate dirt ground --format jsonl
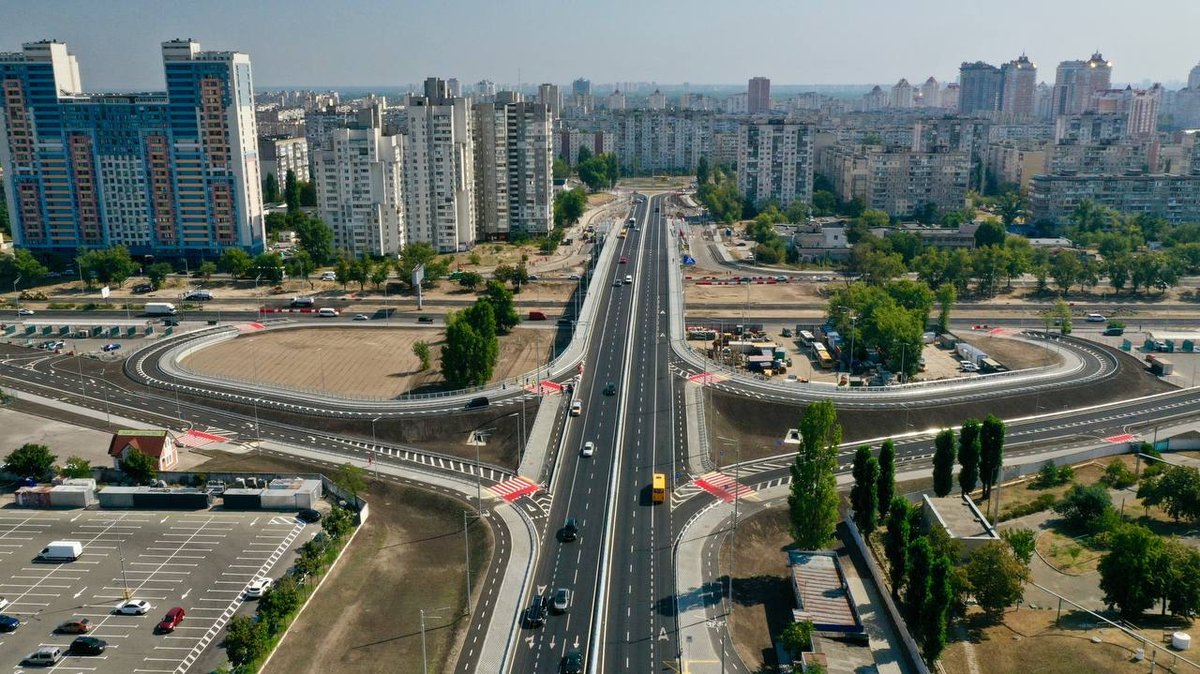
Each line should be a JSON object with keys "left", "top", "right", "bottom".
{"left": 684, "top": 281, "right": 826, "bottom": 305}
{"left": 191, "top": 450, "right": 491, "bottom": 674}
{"left": 181, "top": 326, "right": 556, "bottom": 397}
{"left": 720, "top": 507, "right": 795, "bottom": 671}
{"left": 941, "top": 607, "right": 1188, "bottom": 674}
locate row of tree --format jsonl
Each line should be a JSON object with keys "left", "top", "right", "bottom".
{"left": 930, "top": 416, "right": 1007, "bottom": 499}
{"left": 575, "top": 147, "right": 619, "bottom": 192}
{"left": 826, "top": 280, "right": 937, "bottom": 378}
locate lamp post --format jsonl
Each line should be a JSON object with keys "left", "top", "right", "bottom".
{"left": 716, "top": 435, "right": 741, "bottom": 626}
{"left": 371, "top": 416, "right": 382, "bottom": 478}
{"left": 419, "top": 607, "right": 451, "bottom": 674}
{"left": 13, "top": 274, "right": 21, "bottom": 318}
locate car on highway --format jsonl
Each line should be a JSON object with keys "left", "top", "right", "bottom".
{"left": 417, "top": 316, "right": 434, "bottom": 323}
{"left": 561, "top": 517, "right": 578, "bottom": 542}
{"left": 17, "top": 308, "right": 34, "bottom": 316}
{"left": 570, "top": 400, "right": 582, "bottom": 416}
{"left": 1103, "top": 326, "right": 1124, "bottom": 336}
{"left": 523, "top": 594, "right": 549, "bottom": 628}
{"left": 624, "top": 274, "right": 633, "bottom": 284}
{"left": 603, "top": 382, "right": 616, "bottom": 396}
{"left": 552, "top": 587, "right": 570, "bottom": 612}
{"left": 55, "top": 619, "right": 90, "bottom": 634}
{"left": 581, "top": 441, "right": 595, "bottom": 457}
{"left": 297, "top": 508, "right": 322, "bottom": 523}
{"left": 619, "top": 256, "right": 628, "bottom": 264}
{"left": 353, "top": 313, "right": 369, "bottom": 321}
{"left": 1086, "top": 313, "right": 1106, "bottom": 322}
{"left": 466, "top": 396, "right": 490, "bottom": 410}
{"left": 245, "top": 578, "right": 274, "bottom": 599}
{"left": 69, "top": 636, "right": 107, "bottom": 655}
{"left": 0, "top": 614, "right": 19, "bottom": 632}
{"left": 561, "top": 649, "right": 584, "bottom": 674}
{"left": 612, "top": 279, "right": 622, "bottom": 287}
{"left": 101, "top": 343, "right": 122, "bottom": 352}
{"left": 156, "top": 606, "right": 185, "bottom": 633}
{"left": 114, "top": 599, "right": 151, "bottom": 615}
{"left": 22, "top": 646, "right": 64, "bottom": 666}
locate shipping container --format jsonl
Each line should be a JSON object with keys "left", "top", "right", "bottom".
{"left": 16, "top": 486, "right": 53, "bottom": 507}
{"left": 98, "top": 486, "right": 139, "bottom": 508}
{"left": 221, "top": 489, "right": 264, "bottom": 510}
{"left": 48, "top": 486, "right": 94, "bottom": 508}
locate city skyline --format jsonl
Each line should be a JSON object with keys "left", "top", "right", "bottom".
{"left": 3, "top": 0, "right": 1198, "bottom": 90}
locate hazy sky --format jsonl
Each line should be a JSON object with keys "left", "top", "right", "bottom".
{"left": 3, "top": 0, "right": 1197, "bottom": 90}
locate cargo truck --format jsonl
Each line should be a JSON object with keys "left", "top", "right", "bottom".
{"left": 36, "top": 540, "right": 82, "bottom": 562}
{"left": 144, "top": 302, "right": 177, "bottom": 316}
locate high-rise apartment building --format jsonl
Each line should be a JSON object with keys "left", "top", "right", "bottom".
{"left": 537, "top": 83, "right": 562, "bottom": 118}
{"left": 258, "top": 136, "right": 309, "bottom": 188}
{"left": 862, "top": 86, "right": 886, "bottom": 112}
{"left": 748, "top": 77, "right": 771, "bottom": 114}
{"left": 647, "top": 89, "right": 667, "bottom": 111}
{"left": 1127, "top": 85, "right": 1162, "bottom": 137}
{"left": 610, "top": 110, "right": 712, "bottom": 173}
{"left": 737, "top": 120, "right": 814, "bottom": 209}
{"left": 473, "top": 99, "right": 553, "bottom": 239}
{"left": 919, "top": 77, "right": 941, "bottom": 108}
{"left": 941, "top": 83, "right": 960, "bottom": 111}
{"left": 1190, "top": 63, "right": 1200, "bottom": 91}
{"left": 958, "top": 61, "right": 1003, "bottom": 113}
{"left": 1000, "top": 54, "right": 1037, "bottom": 117}
{"left": 572, "top": 78, "right": 591, "bottom": 98}
{"left": 313, "top": 122, "right": 404, "bottom": 256}
{"left": 0, "top": 39, "right": 264, "bottom": 257}
{"left": 817, "top": 143, "right": 970, "bottom": 217}
{"left": 475, "top": 79, "right": 496, "bottom": 101}
{"left": 890, "top": 79, "right": 914, "bottom": 108}
{"left": 403, "top": 78, "right": 475, "bottom": 253}
{"left": 606, "top": 89, "right": 626, "bottom": 111}
{"left": 1052, "top": 53, "right": 1112, "bottom": 115}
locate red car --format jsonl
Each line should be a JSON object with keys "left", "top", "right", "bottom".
{"left": 156, "top": 607, "right": 185, "bottom": 633}
{"left": 619, "top": 256, "right": 628, "bottom": 264}
{"left": 55, "top": 619, "right": 90, "bottom": 634}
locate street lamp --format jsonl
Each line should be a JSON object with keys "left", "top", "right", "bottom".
{"left": 419, "top": 607, "right": 452, "bottom": 674}
{"left": 13, "top": 274, "right": 21, "bottom": 317}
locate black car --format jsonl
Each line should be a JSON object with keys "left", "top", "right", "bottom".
{"left": 70, "top": 636, "right": 107, "bottom": 655}
{"left": 132, "top": 283, "right": 153, "bottom": 294}
{"left": 561, "top": 649, "right": 584, "bottom": 674}
{"left": 297, "top": 508, "right": 322, "bottom": 523}
{"left": 602, "top": 383, "right": 616, "bottom": 396}
{"left": 417, "top": 316, "right": 434, "bottom": 324}
{"left": 524, "top": 595, "right": 548, "bottom": 628}
{"left": 465, "top": 396, "right": 490, "bottom": 410}
{"left": 561, "top": 517, "right": 578, "bottom": 542}
{"left": 0, "top": 614, "right": 18, "bottom": 632}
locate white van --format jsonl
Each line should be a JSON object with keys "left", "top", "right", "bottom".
{"left": 317, "top": 307, "right": 339, "bottom": 317}
{"left": 1086, "top": 313, "right": 1106, "bottom": 322}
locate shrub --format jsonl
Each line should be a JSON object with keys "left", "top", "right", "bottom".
{"left": 999, "top": 493, "right": 1058, "bottom": 522}
{"left": 1100, "top": 459, "right": 1137, "bottom": 489}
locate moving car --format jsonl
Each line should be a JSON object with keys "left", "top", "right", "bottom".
{"left": 612, "top": 279, "right": 622, "bottom": 287}
{"left": 317, "top": 307, "right": 339, "bottom": 317}
{"left": 417, "top": 316, "right": 434, "bottom": 323}
{"left": 624, "top": 274, "right": 633, "bottom": 283}
{"left": 527, "top": 311, "right": 547, "bottom": 320}
{"left": 561, "top": 517, "right": 578, "bottom": 542}
{"left": 1086, "top": 313, "right": 1106, "bottom": 322}
{"left": 22, "top": 647, "right": 64, "bottom": 666}
{"left": 101, "top": 343, "right": 122, "bottom": 352}
{"left": 603, "top": 383, "right": 617, "bottom": 396}
{"left": 581, "top": 441, "right": 595, "bottom": 457}
{"left": 465, "top": 396, "right": 490, "bottom": 410}
{"left": 182, "top": 290, "right": 212, "bottom": 301}
{"left": 353, "top": 313, "right": 369, "bottom": 321}
{"left": 524, "top": 594, "right": 549, "bottom": 628}
{"left": 17, "top": 308, "right": 34, "bottom": 316}
{"left": 1103, "top": 326, "right": 1124, "bottom": 336}
{"left": 552, "top": 588, "right": 571, "bottom": 612}
{"left": 0, "top": 614, "right": 19, "bottom": 632}
{"left": 561, "top": 649, "right": 584, "bottom": 674}
{"left": 55, "top": 619, "right": 90, "bottom": 634}
{"left": 114, "top": 599, "right": 151, "bottom": 615}
{"left": 69, "top": 637, "right": 107, "bottom": 655}
{"left": 245, "top": 578, "right": 274, "bottom": 599}
{"left": 156, "top": 606, "right": 185, "bottom": 633}
{"left": 570, "top": 400, "right": 582, "bottom": 416}
{"left": 619, "top": 256, "right": 628, "bottom": 264}
{"left": 298, "top": 508, "right": 322, "bottom": 523}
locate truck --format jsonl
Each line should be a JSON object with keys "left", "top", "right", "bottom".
{"left": 36, "top": 540, "right": 82, "bottom": 562}
{"left": 145, "top": 302, "right": 177, "bottom": 316}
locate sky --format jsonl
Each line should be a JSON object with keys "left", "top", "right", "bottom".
{"left": 3, "top": 0, "right": 1197, "bottom": 91}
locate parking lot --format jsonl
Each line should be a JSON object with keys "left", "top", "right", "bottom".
{"left": 0, "top": 507, "right": 313, "bottom": 673}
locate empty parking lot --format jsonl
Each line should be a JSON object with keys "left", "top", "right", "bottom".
{"left": 0, "top": 508, "right": 314, "bottom": 673}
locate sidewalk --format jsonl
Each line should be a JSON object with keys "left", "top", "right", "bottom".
{"left": 517, "top": 394, "right": 563, "bottom": 484}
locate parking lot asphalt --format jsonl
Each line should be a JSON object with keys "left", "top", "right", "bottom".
{"left": 0, "top": 508, "right": 313, "bottom": 673}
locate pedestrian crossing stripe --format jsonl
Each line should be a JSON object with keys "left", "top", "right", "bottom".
{"left": 176, "top": 428, "right": 231, "bottom": 448}
{"left": 687, "top": 372, "right": 728, "bottom": 385}
{"left": 693, "top": 471, "right": 754, "bottom": 503}
{"left": 525, "top": 380, "right": 564, "bottom": 395}
{"left": 1104, "top": 433, "right": 1136, "bottom": 443}
{"left": 490, "top": 476, "right": 540, "bottom": 502}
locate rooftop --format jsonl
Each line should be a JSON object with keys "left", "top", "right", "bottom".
{"left": 787, "top": 550, "right": 863, "bottom": 634}
{"left": 923, "top": 494, "right": 998, "bottom": 540}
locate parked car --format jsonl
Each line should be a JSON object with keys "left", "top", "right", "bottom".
{"left": 156, "top": 606, "right": 185, "bottom": 633}
{"left": 297, "top": 508, "right": 322, "bottom": 523}
{"left": 55, "top": 619, "right": 90, "bottom": 634}
{"left": 567, "top": 274, "right": 581, "bottom": 280}
{"left": 101, "top": 343, "right": 122, "bottom": 352}
{"left": 0, "top": 614, "right": 19, "bottom": 632}
{"left": 1103, "top": 326, "right": 1124, "bottom": 336}
{"left": 581, "top": 441, "right": 595, "bottom": 457}
{"left": 22, "top": 647, "right": 64, "bottom": 666}
{"left": 132, "top": 283, "right": 153, "bottom": 294}
{"left": 113, "top": 599, "right": 151, "bottom": 615}
{"left": 320, "top": 271, "right": 337, "bottom": 281}
{"left": 527, "top": 311, "right": 547, "bottom": 320}
{"left": 69, "top": 637, "right": 107, "bottom": 655}
{"left": 561, "top": 517, "right": 578, "bottom": 542}
{"left": 552, "top": 588, "right": 571, "bottom": 612}
{"left": 245, "top": 578, "right": 274, "bottom": 599}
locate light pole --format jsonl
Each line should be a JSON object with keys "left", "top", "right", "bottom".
{"left": 371, "top": 416, "right": 382, "bottom": 478}
{"left": 717, "top": 435, "right": 741, "bottom": 625}
{"left": 419, "top": 607, "right": 451, "bottom": 674}
{"left": 13, "top": 274, "right": 21, "bottom": 318}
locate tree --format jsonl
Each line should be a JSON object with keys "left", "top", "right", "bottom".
{"left": 1053, "top": 484, "right": 1112, "bottom": 531}
{"left": 932, "top": 429, "right": 957, "bottom": 497}
{"left": 284, "top": 169, "right": 301, "bottom": 213}
{"left": 904, "top": 537, "right": 934, "bottom": 627}
{"left": 252, "top": 252, "right": 285, "bottom": 283}
{"left": 1049, "top": 250, "right": 1082, "bottom": 294}
{"left": 979, "top": 415, "right": 1006, "bottom": 499}
{"left": 256, "top": 574, "right": 301, "bottom": 633}
{"left": 334, "top": 257, "right": 352, "bottom": 289}
{"left": 396, "top": 242, "right": 449, "bottom": 290}
{"left": 779, "top": 620, "right": 814, "bottom": 658}
{"left": 223, "top": 614, "right": 270, "bottom": 665}
{"left": 885, "top": 498, "right": 915, "bottom": 596}
{"left": 333, "top": 462, "right": 366, "bottom": 499}
{"left": 0, "top": 248, "right": 49, "bottom": 288}
{"left": 119, "top": 450, "right": 158, "bottom": 484}
{"left": 412, "top": 340, "right": 432, "bottom": 371}
{"left": 787, "top": 400, "right": 842, "bottom": 549}
{"left": 1001, "top": 528, "right": 1037, "bottom": 565}
{"left": 1100, "top": 458, "right": 1138, "bottom": 490}
{"left": 1099, "top": 524, "right": 1164, "bottom": 617}
{"left": 370, "top": 262, "right": 390, "bottom": 290}
{"left": 1138, "top": 465, "right": 1200, "bottom": 523}
{"left": 966, "top": 541, "right": 1030, "bottom": 618}
{"left": 696, "top": 155, "right": 710, "bottom": 186}
{"left": 457, "top": 271, "right": 484, "bottom": 292}
{"left": 77, "top": 246, "right": 138, "bottom": 287}
{"left": 957, "top": 418, "right": 981, "bottom": 496}
{"left": 263, "top": 173, "right": 281, "bottom": 203}
{"left": 877, "top": 439, "right": 896, "bottom": 521}
{"left": 1161, "top": 540, "right": 1200, "bottom": 619}
{"left": 935, "top": 284, "right": 955, "bottom": 334}
{"left": 552, "top": 158, "right": 571, "bottom": 182}
{"left": 553, "top": 188, "right": 588, "bottom": 227}
{"left": 299, "top": 180, "right": 316, "bottom": 207}
{"left": 218, "top": 248, "right": 253, "bottom": 278}
{"left": 293, "top": 214, "right": 336, "bottom": 266}
{"left": 923, "top": 553, "right": 954, "bottom": 664}
{"left": 60, "top": 456, "right": 93, "bottom": 479}
{"left": 3, "top": 443, "right": 56, "bottom": 478}
{"left": 482, "top": 280, "right": 520, "bottom": 334}
{"left": 851, "top": 446, "right": 880, "bottom": 535}
{"left": 441, "top": 311, "right": 495, "bottom": 388}
{"left": 974, "top": 219, "right": 1006, "bottom": 248}
{"left": 196, "top": 261, "right": 217, "bottom": 282}
{"left": 996, "top": 189, "right": 1026, "bottom": 227}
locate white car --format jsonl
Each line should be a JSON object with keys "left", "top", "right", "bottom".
{"left": 959, "top": 361, "right": 979, "bottom": 372}
{"left": 17, "top": 308, "right": 34, "bottom": 316}
{"left": 353, "top": 313, "right": 369, "bottom": 321}
{"left": 244, "top": 578, "right": 274, "bottom": 599}
{"left": 0, "top": 597, "right": 8, "bottom": 611}
{"left": 320, "top": 271, "right": 337, "bottom": 281}
{"left": 581, "top": 441, "right": 595, "bottom": 458}
{"left": 624, "top": 274, "right": 633, "bottom": 284}
{"left": 113, "top": 599, "right": 151, "bottom": 615}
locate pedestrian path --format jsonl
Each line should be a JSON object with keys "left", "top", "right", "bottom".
{"left": 489, "top": 476, "right": 540, "bottom": 502}
{"left": 692, "top": 471, "right": 755, "bottom": 503}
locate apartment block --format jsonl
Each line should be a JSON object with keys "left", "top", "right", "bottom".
{"left": 402, "top": 78, "right": 476, "bottom": 253}
{"left": 865, "top": 149, "right": 970, "bottom": 216}
{"left": 474, "top": 99, "right": 553, "bottom": 239}
{"left": 1029, "top": 173, "right": 1200, "bottom": 225}
{"left": 0, "top": 39, "right": 264, "bottom": 256}
{"left": 612, "top": 110, "right": 713, "bottom": 173}
{"left": 737, "top": 120, "right": 814, "bottom": 209}
{"left": 313, "top": 124, "right": 403, "bottom": 256}
{"left": 258, "top": 135, "right": 309, "bottom": 186}
{"left": 985, "top": 142, "right": 1047, "bottom": 191}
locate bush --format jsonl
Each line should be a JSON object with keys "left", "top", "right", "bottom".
{"left": 1100, "top": 459, "right": 1137, "bottom": 489}
{"left": 1054, "top": 484, "right": 1114, "bottom": 533}
{"left": 999, "top": 493, "right": 1058, "bottom": 522}
{"left": 1033, "top": 460, "right": 1074, "bottom": 488}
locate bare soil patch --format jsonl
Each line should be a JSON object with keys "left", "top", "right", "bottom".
{"left": 720, "top": 507, "right": 795, "bottom": 671}
{"left": 191, "top": 450, "right": 491, "bottom": 674}
{"left": 181, "top": 326, "right": 555, "bottom": 398}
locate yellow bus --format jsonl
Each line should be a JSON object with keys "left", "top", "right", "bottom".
{"left": 651, "top": 473, "right": 667, "bottom": 504}
{"left": 813, "top": 343, "right": 834, "bottom": 369}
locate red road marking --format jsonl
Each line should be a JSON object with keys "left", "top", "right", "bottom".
{"left": 1104, "top": 433, "right": 1136, "bottom": 443}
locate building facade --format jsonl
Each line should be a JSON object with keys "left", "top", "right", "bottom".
{"left": 473, "top": 99, "right": 553, "bottom": 239}
{"left": 1000, "top": 54, "right": 1037, "bottom": 117}
{"left": 0, "top": 39, "right": 265, "bottom": 257}
{"left": 748, "top": 77, "right": 771, "bottom": 114}
{"left": 402, "top": 78, "right": 476, "bottom": 253}
{"left": 313, "top": 125, "right": 404, "bottom": 256}
{"left": 958, "top": 61, "right": 1002, "bottom": 113}
{"left": 1052, "top": 53, "right": 1113, "bottom": 115}
{"left": 258, "top": 135, "right": 309, "bottom": 187}
{"left": 737, "top": 120, "right": 814, "bottom": 209}
{"left": 1030, "top": 173, "right": 1200, "bottom": 225}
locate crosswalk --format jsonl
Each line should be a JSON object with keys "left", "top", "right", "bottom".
{"left": 176, "top": 427, "right": 233, "bottom": 448}
{"left": 489, "top": 476, "right": 541, "bottom": 502}
{"left": 692, "top": 471, "right": 755, "bottom": 503}
{"left": 524, "top": 380, "right": 564, "bottom": 396}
